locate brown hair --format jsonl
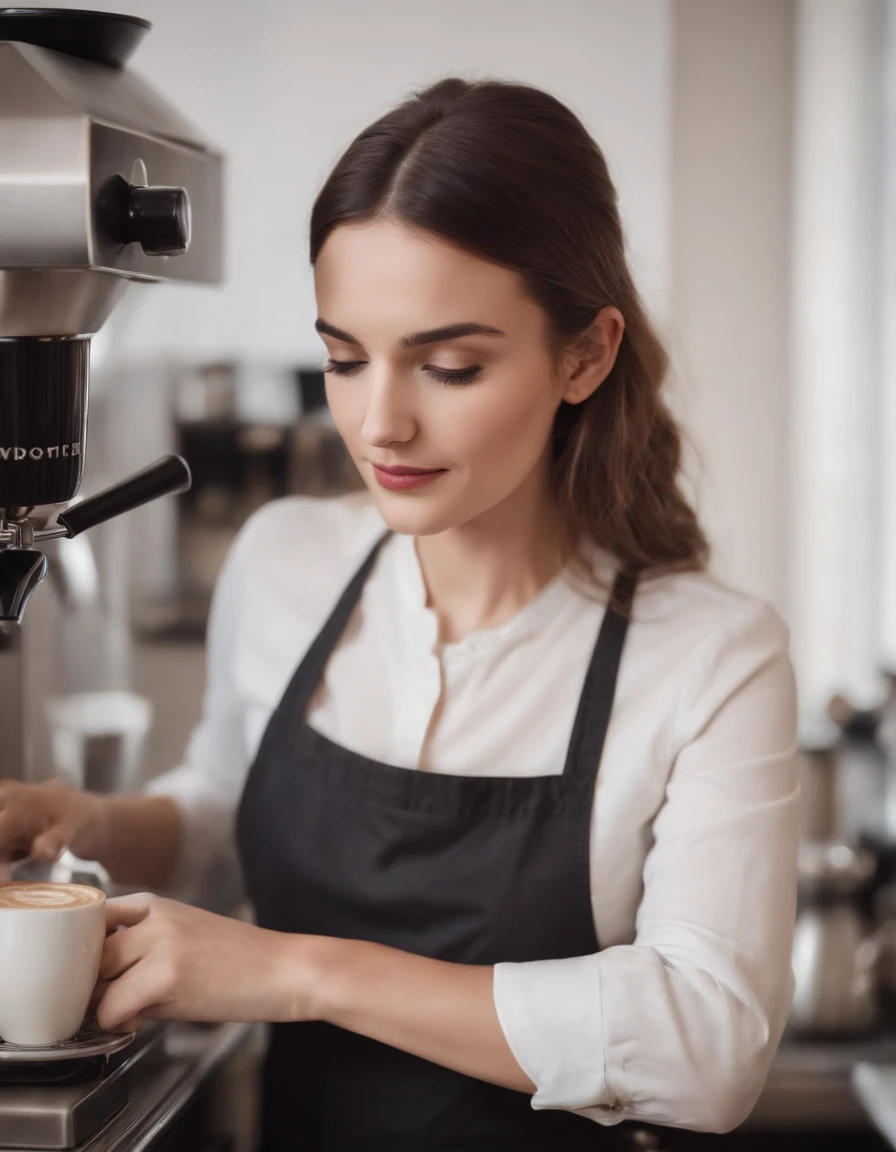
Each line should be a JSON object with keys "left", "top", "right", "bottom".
{"left": 310, "top": 78, "right": 710, "bottom": 601}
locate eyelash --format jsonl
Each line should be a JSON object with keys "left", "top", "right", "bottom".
{"left": 322, "top": 360, "right": 483, "bottom": 387}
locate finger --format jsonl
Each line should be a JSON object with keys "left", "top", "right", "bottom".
{"left": 0, "top": 811, "right": 29, "bottom": 859}
{"left": 110, "top": 1015, "right": 144, "bottom": 1034}
{"left": 0, "top": 842, "right": 30, "bottom": 864}
{"left": 89, "top": 978, "right": 110, "bottom": 1014}
{"left": 98, "top": 924, "right": 146, "bottom": 981}
{"left": 105, "top": 894, "right": 155, "bottom": 932}
{"left": 31, "top": 829, "right": 66, "bottom": 861}
{"left": 95, "top": 964, "right": 159, "bottom": 1032}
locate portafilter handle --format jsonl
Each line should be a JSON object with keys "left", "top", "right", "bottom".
{"left": 55, "top": 455, "right": 191, "bottom": 539}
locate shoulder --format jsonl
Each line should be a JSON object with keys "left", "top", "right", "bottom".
{"left": 216, "top": 493, "right": 387, "bottom": 640}
{"left": 625, "top": 565, "right": 796, "bottom": 754}
{"left": 585, "top": 542, "right": 789, "bottom": 658}
{"left": 236, "top": 491, "right": 384, "bottom": 552}
{"left": 227, "top": 492, "right": 386, "bottom": 590}
{"left": 206, "top": 494, "right": 389, "bottom": 704}
{"left": 633, "top": 564, "right": 790, "bottom": 650}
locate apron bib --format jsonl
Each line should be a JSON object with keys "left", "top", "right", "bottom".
{"left": 236, "top": 534, "right": 638, "bottom": 1150}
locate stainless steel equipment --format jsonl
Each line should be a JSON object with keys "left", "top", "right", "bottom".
{"left": 8, "top": 846, "right": 111, "bottom": 891}
{"left": 0, "top": 8, "right": 223, "bottom": 786}
{"left": 753, "top": 696, "right": 896, "bottom": 1139}
{"left": 790, "top": 841, "right": 881, "bottom": 1036}
{"left": 788, "top": 725, "right": 882, "bottom": 1037}
{"left": 0, "top": 1020, "right": 258, "bottom": 1152}
{"left": 0, "top": 1025, "right": 151, "bottom": 1151}
{"left": 0, "top": 13, "right": 227, "bottom": 1145}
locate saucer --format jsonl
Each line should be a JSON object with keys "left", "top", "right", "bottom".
{"left": 0, "top": 1020, "right": 135, "bottom": 1063}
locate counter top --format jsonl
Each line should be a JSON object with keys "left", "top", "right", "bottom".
{"left": 88, "top": 1020, "right": 255, "bottom": 1152}
{"left": 90, "top": 1025, "right": 896, "bottom": 1144}
{"left": 2, "top": 1020, "right": 257, "bottom": 1152}
{"left": 5, "top": 1017, "right": 892, "bottom": 1147}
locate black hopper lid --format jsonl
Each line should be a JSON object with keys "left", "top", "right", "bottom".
{"left": 0, "top": 8, "right": 150, "bottom": 68}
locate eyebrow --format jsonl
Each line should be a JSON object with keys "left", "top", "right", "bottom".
{"left": 314, "top": 319, "right": 506, "bottom": 348}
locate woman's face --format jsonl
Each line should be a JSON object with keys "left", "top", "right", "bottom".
{"left": 313, "top": 219, "right": 577, "bottom": 538}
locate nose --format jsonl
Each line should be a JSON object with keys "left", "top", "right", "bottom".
{"left": 361, "top": 368, "right": 417, "bottom": 449}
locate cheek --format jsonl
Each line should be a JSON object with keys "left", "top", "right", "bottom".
{"left": 324, "top": 379, "right": 361, "bottom": 445}
{"left": 438, "top": 375, "right": 557, "bottom": 473}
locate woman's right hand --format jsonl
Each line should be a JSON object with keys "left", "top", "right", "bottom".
{"left": 0, "top": 778, "right": 105, "bottom": 866}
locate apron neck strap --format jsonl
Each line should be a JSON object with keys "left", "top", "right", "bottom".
{"left": 292, "top": 529, "right": 638, "bottom": 788}
{"left": 289, "top": 529, "right": 392, "bottom": 714}
{"left": 561, "top": 568, "right": 639, "bottom": 781}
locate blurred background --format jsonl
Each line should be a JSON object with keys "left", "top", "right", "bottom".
{"left": 38, "top": 0, "right": 892, "bottom": 773}
{"left": 7, "top": 1, "right": 896, "bottom": 1147}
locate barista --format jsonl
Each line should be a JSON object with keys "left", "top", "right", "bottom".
{"left": 0, "top": 78, "right": 799, "bottom": 1150}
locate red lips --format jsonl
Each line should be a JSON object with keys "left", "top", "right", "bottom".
{"left": 370, "top": 464, "right": 447, "bottom": 492}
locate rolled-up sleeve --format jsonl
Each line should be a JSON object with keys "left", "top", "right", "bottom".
{"left": 493, "top": 600, "right": 799, "bottom": 1132}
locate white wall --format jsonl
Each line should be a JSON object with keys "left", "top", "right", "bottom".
{"left": 667, "top": 0, "right": 795, "bottom": 617}
{"left": 788, "top": 0, "right": 888, "bottom": 721}
{"left": 53, "top": 0, "right": 672, "bottom": 366}
{"left": 878, "top": 0, "right": 896, "bottom": 676}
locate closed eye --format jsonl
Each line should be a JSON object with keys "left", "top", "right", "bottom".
{"left": 322, "top": 360, "right": 482, "bottom": 387}
{"left": 322, "top": 359, "right": 365, "bottom": 377}
{"left": 425, "top": 365, "right": 482, "bottom": 386}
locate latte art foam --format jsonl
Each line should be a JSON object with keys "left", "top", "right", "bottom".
{"left": 0, "top": 882, "right": 103, "bottom": 909}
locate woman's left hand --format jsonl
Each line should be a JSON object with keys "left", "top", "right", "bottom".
{"left": 96, "top": 893, "right": 318, "bottom": 1032}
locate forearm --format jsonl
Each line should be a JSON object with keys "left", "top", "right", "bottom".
{"left": 304, "top": 937, "right": 535, "bottom": 1094}
{"left": 76, "top": 794, "right": 184, "bottom": 891}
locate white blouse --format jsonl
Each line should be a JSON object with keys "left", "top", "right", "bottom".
{"left": 147, "top": 493, "right": 799, "bottom": 1133}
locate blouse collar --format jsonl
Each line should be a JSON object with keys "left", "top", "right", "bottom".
{"left": 386, "top": 531, "right": 611, "bottom": 663}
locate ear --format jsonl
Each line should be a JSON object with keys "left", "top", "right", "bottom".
{"left": 557, "top": 307, "right": 625, "bottom": 405}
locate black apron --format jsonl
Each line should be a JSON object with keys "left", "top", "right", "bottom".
{"left": 236, "top": 533, "right": 639, "bottom": 1151}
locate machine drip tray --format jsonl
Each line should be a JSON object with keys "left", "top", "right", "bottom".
{"left": 0, "top": 1025, "right": 165, "bottom": 1150}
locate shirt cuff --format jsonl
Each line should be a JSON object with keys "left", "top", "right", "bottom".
{"left": 493, "top": 955, "right": 622, "bottom": 1123}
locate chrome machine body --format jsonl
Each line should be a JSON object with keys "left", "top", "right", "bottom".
{"left": 0, "top": 7, "right": 222, "bottom": 787}
{"left": 0, "top": 16, "right": 256, "bottom": 1152}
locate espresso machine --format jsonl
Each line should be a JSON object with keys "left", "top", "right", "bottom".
{"left": 0, "top": 12, "right": 256, "bottom": 1152}
{"left": 0, "top": 7, "right": 222, "bottom": 790}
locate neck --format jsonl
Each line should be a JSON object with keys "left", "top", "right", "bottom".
{"left": 414, "top": 459, "right": 568, "bottom": 644}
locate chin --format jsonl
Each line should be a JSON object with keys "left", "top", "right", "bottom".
{"left": 366, "top": 488, "right": 468, "bottom": 538}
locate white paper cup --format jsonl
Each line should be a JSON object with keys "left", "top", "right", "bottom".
{"left": 0, "top": 882, "right": 106, "bottom": 1046}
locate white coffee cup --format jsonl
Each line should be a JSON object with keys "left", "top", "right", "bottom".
{"left": 0, "top": 882, "right": 106, "bottom": 1046}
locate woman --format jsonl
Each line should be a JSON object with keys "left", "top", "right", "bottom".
{"left": 0, "top": 78, "right": 798, "bottom": 1149}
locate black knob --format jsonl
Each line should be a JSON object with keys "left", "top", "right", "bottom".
{"left": 125, "top": 185, "right": 192, "bottom": 256}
